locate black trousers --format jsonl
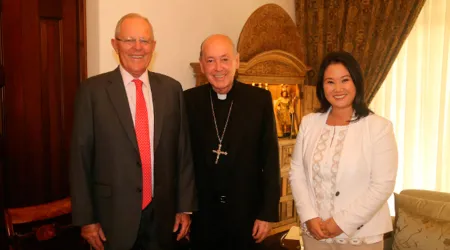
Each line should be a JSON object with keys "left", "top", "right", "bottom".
{"left": 131, "top": 202, "right": 162, "bottom": 250}
{"left": 190, "top": 201, "right": 263, "bottom": 250}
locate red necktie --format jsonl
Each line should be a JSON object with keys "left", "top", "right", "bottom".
{"left": 133, "top": 79, "right": 152, "bottom": 209}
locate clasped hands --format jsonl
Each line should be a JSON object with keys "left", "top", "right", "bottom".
{"left": 306, "top": 217, "right": 343, "bottom": 241}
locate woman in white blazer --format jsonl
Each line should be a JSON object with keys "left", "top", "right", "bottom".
{"left": 289, "top": 52, "right": 398, "bottom": 250}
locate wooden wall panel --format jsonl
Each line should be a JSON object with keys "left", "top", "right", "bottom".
{"left": 61, "top": 0, "right": 79, "bottom": 158}
{"left": 3, "top": 0, "right": 36, "bottom": 207}
{"left": 1, "top": 0, "right": 8, "bottom": 248}
{"left": 2, "top": 0, "right": 84, "bottom": 208}
{"left": 39, "top": 0, "right": 62, "bottom": 18}
{"left": 40, "top": 19, "right": 67, "bottom": 199}
{"left": 0, "top": 67, "right": 4, "bottom": 135}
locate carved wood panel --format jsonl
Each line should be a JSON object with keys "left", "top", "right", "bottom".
{"left": 237, "top": 3, "right": 305, "bottom": 62}
{"left": 0, "top": 0, "right": 7, "bottom": 247}
{"left": 2, "top": 0, "right": 85, "bottom": 208}
{"left": 273, "top": 138, "right": 298, "bottom": 235}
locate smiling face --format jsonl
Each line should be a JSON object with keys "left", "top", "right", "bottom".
{"left": 323, "top": 63, "right": 356, "bottom": 112}
{"left": 111, "top": 17, "right": 155, "bottom": 78}
{"left": 199, "top": 35, "right": 239, "bottom": 94}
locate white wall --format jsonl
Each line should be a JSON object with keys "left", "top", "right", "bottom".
{"left": 86, "top": 0, "right": 296, "bottom": 89}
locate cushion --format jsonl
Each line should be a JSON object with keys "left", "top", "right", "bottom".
{"left": 392, "top": 192, "right": 450, "bottom": 250}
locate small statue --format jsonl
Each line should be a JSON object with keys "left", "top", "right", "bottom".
{"left": 274, "top": 85, "right": 297, "bottom": 138}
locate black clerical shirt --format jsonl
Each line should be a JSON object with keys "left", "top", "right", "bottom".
{"left": 208, "top": 85, "right": 235, "bottom": 196}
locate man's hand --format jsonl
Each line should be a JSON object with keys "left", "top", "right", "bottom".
{"left": 306, "top": 217, "right": 327, "bottom": 240}
{"left": 81, "top": 223, "right": 106, "bottom": 250}
{"left": 321, "top": 218, "right": 343, "bottom": 238}
{"left": 252, "top": 219, "right": 272, "bottom": 243}
{"left": 173, "top": 213, "right": 191, "bottom": 241}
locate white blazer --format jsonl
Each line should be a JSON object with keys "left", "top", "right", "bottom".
{"left": 289, "top": 111, "right": 398, "bottom": 237}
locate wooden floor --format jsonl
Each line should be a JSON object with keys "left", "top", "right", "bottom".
{"left": 9, "top": 230, "right": 296, "bottom": 250}
{"left": 262, "top": 231, "right": 293, "bottom": 250}
{"left": 174, "top": 231, "right": 297, "bottom": 250}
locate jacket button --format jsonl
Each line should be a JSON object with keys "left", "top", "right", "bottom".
{"left": 335, "top": 191, "right": 340, "bottom": 196}
{"left": 136, "top": 187, "right": 142, "bottom": 193}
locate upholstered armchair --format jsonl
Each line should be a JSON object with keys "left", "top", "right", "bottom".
{"left": 385, "top": 189, "right": 450, "bottom": 250}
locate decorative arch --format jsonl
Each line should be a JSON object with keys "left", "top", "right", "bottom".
{"left": 237, "top": 4, "right": 305, "bottom": 62}
{"left": 238, "top": 50, "right": 308, "bottom": 82}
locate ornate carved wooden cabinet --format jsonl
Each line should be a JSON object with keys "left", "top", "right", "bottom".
{"left": 191, "top": 49, "right": 314, "bottom": 235}
{"left": 275, "top": 138, "right": 297, "bottom": 234}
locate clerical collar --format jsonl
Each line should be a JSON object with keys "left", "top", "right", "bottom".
{"left": 217, "top": 93, "right": 227, "bottom": 100}
{"left": 210, "top": 81, "right": 236, "bottom": 101}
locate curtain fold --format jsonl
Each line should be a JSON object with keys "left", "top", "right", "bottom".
{"left": 295, "top": 0, "right": 425, "bottom": 102}
{"left": 371, "top": 0, "right": 450, "bottom": 193}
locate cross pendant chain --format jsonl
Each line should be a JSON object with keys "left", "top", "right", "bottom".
{"left": 212, "top": 143, "right": 228, "bottom": 164}
{"left": 210, "top": 90, "right": 234, "bottom": 164}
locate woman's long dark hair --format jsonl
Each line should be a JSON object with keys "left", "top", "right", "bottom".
{"left": 315, "top": 51, "right": 372, "bottom": 121}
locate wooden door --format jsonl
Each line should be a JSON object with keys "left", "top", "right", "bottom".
{"left": 0, "top": 1, "right": 7, "bottom": 246}
{"left": 1, "top": 0, "right": 86, "bottom": 208}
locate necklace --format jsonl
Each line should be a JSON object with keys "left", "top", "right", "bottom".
{"left": 210, "top": 90, "right": 234, "bottom": 164}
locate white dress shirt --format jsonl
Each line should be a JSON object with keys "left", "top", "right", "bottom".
{"left": 119, "top": 66, "right": 154, "bottom": 195}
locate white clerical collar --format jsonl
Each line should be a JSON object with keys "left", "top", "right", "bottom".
{"left": 217, "top": 93, "right": 227, "bottom": 100}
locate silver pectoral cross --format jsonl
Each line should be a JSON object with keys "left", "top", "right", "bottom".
{"left": 212, "top": 143, "right": 228, "bottom": 164}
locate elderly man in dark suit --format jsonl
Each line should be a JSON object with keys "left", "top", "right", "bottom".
{"left": 69, "top": 13, "right": 197, "bottom": 250}
{"left": 184, "top": 34, "right": 280, "bottom": 250}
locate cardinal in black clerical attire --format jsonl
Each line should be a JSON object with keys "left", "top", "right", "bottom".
{"left": 184, "top": 34, "right": 280, "bottom": 250}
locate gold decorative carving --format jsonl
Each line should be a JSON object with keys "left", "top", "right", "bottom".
{"left": 244, "top": 61, "right": 299, "bottom": 77}
{"left": 237, "top": 4, "right": 305, "bottom": 62}
{"left": 238, "top": 50, "right": 309, "bottom": 78}
{"left": 281, "top": 145, "right": 294, "bottom": 167}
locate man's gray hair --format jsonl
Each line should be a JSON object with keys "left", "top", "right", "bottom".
{"left": 114, "top": 13, "right": 154, "bottom": 39}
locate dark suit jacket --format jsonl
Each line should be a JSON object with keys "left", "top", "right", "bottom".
{"left": 184, "top": 81, "right": 280, "bottom": 241}
{"left": 69, "top": 67, "right": 197, "bottom": 250}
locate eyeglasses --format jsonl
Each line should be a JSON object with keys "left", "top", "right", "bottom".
{"left": 115, "top": 37, "right": 154, "bottom": 46}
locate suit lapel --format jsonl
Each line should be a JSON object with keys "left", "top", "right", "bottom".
{"left": 226, "top": 82, "right": 249, "bottom": 166}
{"left": 106, "top": 67, "right": 138, "bottom": 152}
{"left": 200, "top": 86, "right": 217, "bottom": 167}
{"left": 149, "top": 72, "right": 164, "bottom": 151}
